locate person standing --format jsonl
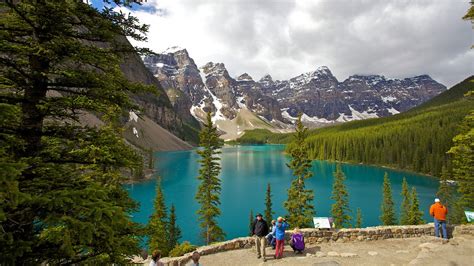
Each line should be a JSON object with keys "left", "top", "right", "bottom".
{"left": 251, "top": 213, "right": 269, "bottom": 262}
{"left": 274, "top": 216, "right": 289, "bottom": 259}
{"left": 429, "top": 198, "right": 448, "bottom": 239}
{"left": 266, "top": 220, "right": 277, "bottom": 249}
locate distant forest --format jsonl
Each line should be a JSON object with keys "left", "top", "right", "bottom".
{"left": 237, "top": 76, "right": 474, "bottom": 176}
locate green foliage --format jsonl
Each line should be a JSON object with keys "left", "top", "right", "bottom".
{"left": 448, "top": 108, "right": 474, "bottom": 214}
{"left": 0, "top": 0, "right": 153, "bottom": 264}
{"left": 284, "top": 114, "right": 315, "bottom": 228}
{"left": 249, "top": 209, "right": 254, "bottom": 236}
{"left": 436, "top": 167, "right": 459, "bottom": 223}
{"left": 196, "top": 112, "right": 225, "bottom": 245}
{"left": 236, "top": 129, "right": 292, "bottom": 144}
{"left": 408, "top": 187, "right": 424, "bottom": 225}
{"left": 239, "top": 77, "right": 474, "bottom": 177}
{"left": 356, "top": 208, "right": 363, "bottom": 228}
{"left": 330, "top": 165, "right": 352, "bottom": 228}
{"left": 380, "top": 173, "right": 397, "bottom": 225}
{"left": 400, "top": 177, "right": 412, "bottom": 225}
{"left": 168, "top": 241, "right": 197, "bottom": 257}
{"left": 264, "top": 183, "right": 274, "bottom": 223}
{"left": 168, "top": 204, "right": 182, "bottom": 252}
{"left": 148, "top": 181, "right": 169, "bottom": 255}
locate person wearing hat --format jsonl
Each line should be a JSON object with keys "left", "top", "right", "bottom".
{"left": 274, "top": 216, "right": 289, "bottom": 259}
{"left": 251, "top": 213, "right": 269, "bottom": 261}
{"left": 429, "top": 198, "right": 448, "bottom": 239}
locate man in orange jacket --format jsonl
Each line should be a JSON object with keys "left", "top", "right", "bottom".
{"left": 429, "top": 198, "right": 448, "bottom": 239}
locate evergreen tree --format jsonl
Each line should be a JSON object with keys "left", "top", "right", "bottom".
{"left": 196, "top": 112, "right": 225, "bottom": 244}
{"left": 400, "top": 177, "right": 412, "bottom": 225}
{"left": 448, "top": 109, "right": 474, "bottom": 216}
{"left": 264, "top": 183, "right": 274, "bottom": 223}
{"left": 284, "top": 114, "right": 315, "bottom": 228}
{"left": 249, "top": 209, "right": 254, "bottom": 236}
{"left": 0, "top": 1, "right": 151, "bottom": 263}
{"left": 408, "top": 187, "right": 424, "bottom": 225}
{"left": 148, "top": 181, "right": 169, "bottom": 255}
{"left": 356, "top": 208, "right": 363, "bottom": 228}
{"left": 380, "top": 173, "right": 397, "bottom": 225}
{"left": 436, "top": 166, "right": 457, "bottom": 223}
{"left": 168, "top": 204, "right": 182, "bottom": 251}
{"left": 330, "top": 165, "right": 351, "bottom": 228}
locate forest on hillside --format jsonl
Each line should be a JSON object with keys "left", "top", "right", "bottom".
{"left": 237, "top": 77, "right": 474, "bottom": 176}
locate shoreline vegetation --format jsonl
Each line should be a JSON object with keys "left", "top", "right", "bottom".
{"left": 232, "top": 76, "right": 474, "bottom": 178}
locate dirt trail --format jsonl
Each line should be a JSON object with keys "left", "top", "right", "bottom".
{"left": 198, "top": 235, "right": 474, "bottom": 266}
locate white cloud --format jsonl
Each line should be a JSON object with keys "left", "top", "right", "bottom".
{"left": 122, "top": 0, "right": 473, "bottom": 87}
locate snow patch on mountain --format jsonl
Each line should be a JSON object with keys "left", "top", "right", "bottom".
{"left": 349, "top": 105, "right": 379, "bottom": 120}
{"left": 387, "top": 107, "right": 400, "bottom": 115}
{"left": 129, "top": 111, "right": 139, "bottom": 123}
{"left": 381, "top": 96, "right": 397, "bottom": 103}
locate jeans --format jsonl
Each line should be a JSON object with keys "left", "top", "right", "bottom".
{"left": 275, "top": 239, "right": 284, "bottom": 258}
{"left": 434, "top": 218, "right": 447, "bottom": 239}
{"left": 266, "top": 234, "right": 276, "bottom": 248}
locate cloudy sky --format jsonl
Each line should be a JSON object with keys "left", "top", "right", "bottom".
{"left": 111, "top": 0, "right": 473, "bottom": 87}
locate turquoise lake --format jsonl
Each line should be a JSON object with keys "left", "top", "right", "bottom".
{"left": 125, "top": 145, "right": 439, "bottom": 246}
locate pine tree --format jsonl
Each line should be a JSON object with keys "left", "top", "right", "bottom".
{"left": 408, "top": 187, "right": 424, "bottom": 225}
{"left": 436, "top": 166, "right": 457, "bottom": 223}
{"left": 356, "top": 208, "right": 363, "bottom": 228}
{"left": 148, "top": 181, "right": 169, "bottom": 255}
{"left": 249, "top": 209, "right": 254, "bottom": 236}
{"left": 330, "top": 165, "right": 351, "bottom": 228}
{"left": 264, "top": 183, "right": 274, "bottom": 223}
{"left": 0, "top": 1, "right": 151, "bottom": 264}
{"left": 400, "top": 177, "right": 412, "bottom": 225}
{"left": 168, "top": 204, "right": 182, "bottom": 251}
{"left": 448, "top": 109, "right": 474, "bottom": 217}
{"left": 284, "top": 114, "right": 315, "bottom": 228}
{"left": 380, "top": 173, "right": 397, "bottom": 225}
{"left": 196, "top": 112, "right": 225, "bottom": 244}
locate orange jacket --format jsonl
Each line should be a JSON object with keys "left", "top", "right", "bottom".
{"left": 430, "top": 202, "right": 448, "bottom": 221}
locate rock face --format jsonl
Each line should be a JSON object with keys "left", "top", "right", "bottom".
{"left": 259, "top": 67, "right": 446, "bottom": 124}
{"left": 143, "top": 48, "right": 285, "bottom": 125}
{"left": 120, "top": 42, "right": 200, "bottom": 144}
{"left": 142, "top": 47, "right": 446, "bottom": 136}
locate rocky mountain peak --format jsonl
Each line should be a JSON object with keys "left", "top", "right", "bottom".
{"left": 161, "top": 46, "right": 187, "bottom": 54}
{"left": 259, "top": 74, "right": 273, "bottom": 83}
{"left": 201, "top": 62, "right": 229, "bottom": 77}
{"left": 237, "top": 73, "right": 254, "bottom": 82}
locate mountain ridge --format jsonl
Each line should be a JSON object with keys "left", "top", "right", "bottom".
{"left": 143, "top": 47, "right": 446, "bottom": 140}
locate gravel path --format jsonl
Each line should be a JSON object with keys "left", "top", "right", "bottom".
{"left": 198, "top": 235, "right": 474, "bottom": 265}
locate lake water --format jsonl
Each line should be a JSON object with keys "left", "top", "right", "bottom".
{"left": 125, "top": 145, "right": 439, "bottom": 246}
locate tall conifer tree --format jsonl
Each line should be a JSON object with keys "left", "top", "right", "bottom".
{"left": 408, "top": 187, "right": 424, "bottom": 225}
{"left": 249, "top": 209, "right": 254, "bottom": 236}
{"left": 148, "top": 181, "right": 169, "bottom": 255}
{"left": 264, "top": 183, "right": 274, "bottom": 223}
{"left": 196, "top": 112, "right": 225, "bottom": 244}
{"left": 330, "top": 165, "right": 351, "bottom": 228}
{"left": 400, "top": 177, "right": 412, "bottom": 225}
{"left": 0, "top": 1, "right": 151, "bottom": 263}
{"left": 380, "top": 173, "right": 397, "bottom": 225}
{"left": 284, "top": 114, "right": 315, "bottom": 228}
{"left": 448, "top": 108, "right": 474, "bottom": 217}
{"left": 168, "top": 204, "right": 182, "bottom": 251}
{"left": 356, "top": 208, "right": 363, "bottom": 228}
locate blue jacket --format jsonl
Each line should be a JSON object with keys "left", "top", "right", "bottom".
{"left": 275, "top": 221, "right": 289, "bottom": 240}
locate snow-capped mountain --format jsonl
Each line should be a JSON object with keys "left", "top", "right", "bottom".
{"left": 142, "top": 47, "right": 446, "bottom": 138}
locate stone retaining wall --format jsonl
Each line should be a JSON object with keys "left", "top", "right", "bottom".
{"left": 159, "top": 223, "right": 471, "bottom": 266}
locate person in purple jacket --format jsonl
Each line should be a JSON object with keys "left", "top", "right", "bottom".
{"left": 290, "top": 227, "right": 305, "bottom": 254}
